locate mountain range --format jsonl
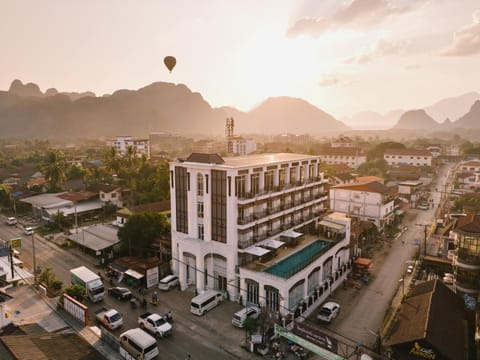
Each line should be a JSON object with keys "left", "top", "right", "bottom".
{"left": 0, "top": 80, "right": 347, "bottom": 139}
{"left": 0, "top": 79, "right": 479, "bottom": 139}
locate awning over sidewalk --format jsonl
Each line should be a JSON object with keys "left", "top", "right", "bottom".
{"left": 124, "top": 269, "right": 144, "bottom": 279}
{"left": 354, "top": 258, "right": 372, "bottom": 267}
{"left": 282, "top": 230, "right": 303, "bottom": 238}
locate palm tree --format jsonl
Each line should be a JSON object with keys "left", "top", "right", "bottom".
{"left": 104, "top": 146, "right": 121, "bottom": 176}
{"left": 40, "top": 149, "right": 67, "bottom": 191}
{"left": 0, "top": 184, "right": 12, "bottom": 208}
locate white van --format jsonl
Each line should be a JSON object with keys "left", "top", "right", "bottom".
{"left": 190, "top": 290, "right": 225, "bottom": 316}
{"left": 119, "top": 328, "right": 159, "bottom": 360}
{"left": 231, "top": 306, "right": 261, "bottom": 327}
{"left": 158, "top": 274, "right": 179, "bottom": 291}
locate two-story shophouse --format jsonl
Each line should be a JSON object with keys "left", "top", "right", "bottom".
{"left": 329, "top": 181, "right": 396, "bottom": 231}
{"left": 383, "top": 149, "right": 432, "bottom": 167}
{"left": 169, "top": 153, "right": 351, "bottom": 315}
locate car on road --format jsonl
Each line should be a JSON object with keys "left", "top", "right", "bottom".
{"left": 158, "top": 274, "right": 179, "bottom": 291}
{"left": 6, "top": 217, "right": 17, "bottom": 225}
{"left": 317, "top": 302, "right": 340, "bottom": 323}
{"left": 108, "top": 286, "right": 133, "bottom": 300}
{"left": 23, "top": 226, "right": 34, "bottom": 235}
{"left": 231, "top": 306, "right": 261, "bottom": 328}
{"left": 407, "top": 264, "right": 414, "bottom": 274}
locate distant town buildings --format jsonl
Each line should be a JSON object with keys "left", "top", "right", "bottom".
{"left": 106, "top": 136, "right": 150, "bottom": 158}
{"left": 383, "top": 148, "right": 432, "bottom": 167}
{"left": 331, "top": 136, "right": 354, "bottom": 148}
{"left": 317, "top": 147, "right": 367, "bottom": 168}
{"left": 225, "top": 117, "right": 256, "bottom": 156}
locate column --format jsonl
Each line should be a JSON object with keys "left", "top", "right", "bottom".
{"left": 196, "top": 254, "right": 205, "bottom": 292}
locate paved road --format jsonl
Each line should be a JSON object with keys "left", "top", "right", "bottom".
{"left": 313, "top": 163, "right": 454, "bottom": 350}
{"left": 0, "top": 223, "right": 254, "bottom": 360}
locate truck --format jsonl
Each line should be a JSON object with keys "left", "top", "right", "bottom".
{"left": 70, "top": 266, "right": 105, "bottom": 302}
{"left": 95, "top": 307, "right": 123, "bottom": 330}
{"left": 137, "top": 312, "right": 172, "bottom": 338}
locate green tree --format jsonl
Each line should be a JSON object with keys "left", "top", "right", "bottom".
{"left": 104, "top": 146, "right": 121, "bottom": 175}
{"left": 0, "top": 184, "right": 12, "bottom": 208}
{"left": 38, "top": 266, "right": 63, "bottom": 295}
{"left": 243, "top": 316, "right": 260, "bottom": 343}
{"left": 40, "top": 149, "right": 67, "bottom": 191}
{"left": 117, "top": 212, "right": 170, "bottom": 257}
{"left": 357, "top": 159, "right": 389, "bottom": 177}
{"left": 64, "top": 284, "right": 87, "bottom": 303}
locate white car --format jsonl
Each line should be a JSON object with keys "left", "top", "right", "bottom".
{"left": 317, "top": 302, "right": 340, "bottom": 323}
{"left": 158, "top": 274, "right": 179, "bottom": 290}
{"left": 23, "top": 226, "right": 34, "bottom": 235}
{"left": 6, "top": 217, "right": 17, "bottom": 225}
{"left": 407, "top": 264, "right": 414, "bottom": 273}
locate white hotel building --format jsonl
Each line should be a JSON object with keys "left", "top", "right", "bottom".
{"left": 170, "top": 153, "right": 351, "bottom": 315}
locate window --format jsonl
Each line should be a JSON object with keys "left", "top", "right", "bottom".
{"left": 235, "top": 175, "right": 246, "bottom": 198}
{"left": 197, "top": 173, "right": 204, "bottom": 196}
{"left": 289, "top": 167, "right": 296, "bottom": 185}
{"left": 198, "top": 224, "right": 204, "bottom": 240}
{"left": 264, "top": 171, "right": 274, "bottom": 192}
{"left": 279, "top": 169, "right": 286, "bottom": 187}
{"left": 251, "top": 173, "right": 259, "bottom": 195}
{"left": 197, "top": 202, "right": 204, "bottom": 218}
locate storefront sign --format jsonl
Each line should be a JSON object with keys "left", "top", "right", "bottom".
{"left": 146, "top": 266, "right": 159, "bottom": 288}
{"left": 293, "top": 322, "right": 338, "bottom": 353}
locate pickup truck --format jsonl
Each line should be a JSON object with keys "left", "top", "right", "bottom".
{"left": 137, "top": 312, "right": 172, "bottom": 338}
{"left": 95, "top": 307, "right": 123, "bottom": 330}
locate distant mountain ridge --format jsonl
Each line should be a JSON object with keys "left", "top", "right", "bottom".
{"left": 0, "top": 79, "right": 348, "bottom": 139}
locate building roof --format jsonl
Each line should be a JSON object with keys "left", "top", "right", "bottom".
{"left": 19, "top": 193, "right": 71, "bottom": 209}
{"left": 457, "top": 172, "right": 474, "bottom": 179}
{"left": 116, "top": 200, "right": 171, "bottom": 217}
{"left": 384, "top": 148, "right": 432, "bottom": 156}
{"left": 355, "top": 176, "right": 384, "bottom": 184}
{"left": 332, "top": 173, "right": 355, "bottom": 181}
{"left": 385, "top": 280, "right": 465, "bottom": 360}
{"left": 332, "top": 136, "right": 353, "bottom": 143}
{"left": 57, "top": 191, "right": 97, "bottom": 202}
{"left": 331, "top": 181, "right": 395, "bottom": 195}
{"left": 0, "top": 332, "right": 105, "bottom": 360}
{"left": 67, "top": 224, "right": 120, "bottom": 252}
{"left": 460, "top": 160, "right": 480, "bottom": 167}
{"left": 318, "top": 147, "right": 365, "bottom": 156}
{"left": 185, "top": 153, "right": 225, "bottom": 164}
{"left": 184, "top": 153, "right": 319, "bottom": 168}
{"left": 452, "top": 214, "right": 480, "bottom": 234}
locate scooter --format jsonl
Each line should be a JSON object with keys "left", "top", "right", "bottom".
{"left": 165, "top": 311, "right": 173, "bottom": 323}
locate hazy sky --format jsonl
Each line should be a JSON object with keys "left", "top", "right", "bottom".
{"left": 1, "top": 0, "right": 480, "bottom": 118}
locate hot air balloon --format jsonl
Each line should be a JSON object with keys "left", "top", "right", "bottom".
{"left": 164, "top": 56, "right": 176, "bottom": 73}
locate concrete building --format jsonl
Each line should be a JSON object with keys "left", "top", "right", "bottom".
{"left": 329, "top": 181, "right": 396, "bottom": 231}
{"left": 383, "top": 149, "right": 432, "bottom": 167}
{"left": 227, "top": 135, "right": 257, "bottom": 156}
{"left": 451, "top": 214, "right": 480, "bottom": 301}
{"left": 106, "top": 136, "right": 150, "bottom": 158}
{"left": 331, "top": 136, "right": 354, "bottom": 148}
{"left": 169, "top": 153, "right": 351, "bottom": 315}
{"left": 459, "top": 160, "right": 480, "bottom": 172}
{"left": 317, "top": 147, "right": 367, "bottom": 168}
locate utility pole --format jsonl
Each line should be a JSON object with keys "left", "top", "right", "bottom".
{"left": 416, "top": 223, "right": 428, "bottom": 257}
{"left": 32, "top": 231, "right": 37, "bottom": 284}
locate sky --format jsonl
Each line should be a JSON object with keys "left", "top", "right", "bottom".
{"left": 1, "top": 0, "right": 480, "bottom": 119}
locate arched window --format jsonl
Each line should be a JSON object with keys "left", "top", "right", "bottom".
{"left": 197, "top": 173, "right": 204, "bottom": 196}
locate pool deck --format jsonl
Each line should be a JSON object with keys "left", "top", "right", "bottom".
{"left": 242, "top": 233, "right": 334, "bottom": 273}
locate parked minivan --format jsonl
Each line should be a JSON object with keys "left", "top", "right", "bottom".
{"left": 232, "top": 306, "right": 261, "bottom": 328}
{"left": 158, "top": 274, "right": 179, "bottom": 291}
{"left": 190, "top": 290, "right": 225, "bottom": 316}
{"left": 119, "top": 328, "right": 158, "bottom": 360}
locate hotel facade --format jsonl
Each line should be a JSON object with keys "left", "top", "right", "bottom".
{"left": 169, "top": 153, "right": 351, "bottom": 315}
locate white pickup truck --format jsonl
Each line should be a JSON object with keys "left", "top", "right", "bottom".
{"left": 95, "top": 307, "right": 123, "bottom": 330}
{"left": 137, "top": 312, "right": 172, "bottom": 338}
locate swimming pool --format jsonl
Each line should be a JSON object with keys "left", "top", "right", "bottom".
{"left": 264, "top": 240, "right": 333, "bottom": 279}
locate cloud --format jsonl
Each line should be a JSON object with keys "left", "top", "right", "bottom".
{"left": 287, "top": 0, "right": 411, "bottom": 38}
{"left": 345, "top": 39, "right": 408, "bottom": 64}
{"left": 318, "top": 74, "right": 353, "bottom": 87}
{"left": 441, "top": 10, "right": 480, "bottom": 56}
